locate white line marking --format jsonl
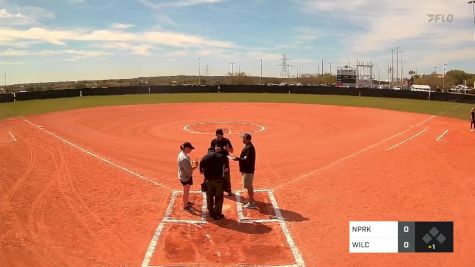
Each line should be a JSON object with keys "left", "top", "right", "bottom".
{"left": 143, "top": 191, "right": 208, "bottom": 266}
{"left": 183, "top": 121, "right": 266, "bottom": 135}
{"left": 8, "top": 131, "right": 16, "bottom": 142}
{"left": 386, "top": 127, "right": 428, "bottom": 151}
{"left": 413, "top": 104, "right": 462, "bottom": 126}
{"left": 274, "top": 127, "right": 412, "bottom": 190}
{"left": 235, "top": 191, "right": 246, "bottom": 221}
{"left": 235, "top": 189, "right": 305, "bottom": 266}
{"left": 275, "top": 104, "right": 461, "bottom": 191}
{"left": 436, "top": 130, "right": 449, "bottom": 142}
{"left": 268, "top": 190, "right": 305, "bottom": 267}
{"left": 142, "top": 192, "right": 175, "bottom": 267}
{"left": 163, "top": 219, "right": 207, "bottom": 224}
{"left": 22, "top": 118, "right": 170, "bottom": 190}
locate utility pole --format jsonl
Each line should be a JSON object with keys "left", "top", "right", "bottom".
{"left": 395, "top": 47, "right": 400, "bottom": 84}
{"left": 198, "top": 57, "right": 201, "bottom": 85}
{"left": 391, "top": 49, "right": 394, "bottom": 87}
{"left": 230, "top": 62, "right": 234, "bottom": 76}
{"left": 321, "top": 59, "right": 324, "bottom": 76}
{"left": 400, "top": 50, "right": 406, "bottom": 86}
{"left": 260, "top": 59, "right": 263, "bottom": 85}
{"left": 204, "top": 64, "right": 211, "bottom": 76}
{"left": 328, "top": 63, "right": 332, "bottom": 75}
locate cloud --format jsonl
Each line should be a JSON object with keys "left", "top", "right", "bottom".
{"left": 0, "top": 26, "right": 234, "bottom": 48}
{"left": 137, "top": 0, "right": 226, "bottom": 24}
{"left": 139, "top": 0, "right": 225, "bottom": 9}
{"left": 99, "top": 42, "right": 155, "bottom": 56}
{"left": 295, "top": 0, "right": 475, "bottom": 73}
{"left": 0, "top": 48, "right": 110, "bottom": 61}
{"left": 111, "top": 23, "right": 135, "bottom": 30}
{"left": 0, "top": 2, "right": 54, "bottom": 26}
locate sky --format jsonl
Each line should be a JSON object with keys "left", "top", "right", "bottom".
{"left": 0, "top": 0, "right": 474, "bottom": 84}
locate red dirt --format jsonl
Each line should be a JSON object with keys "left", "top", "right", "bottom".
{"left": 1, "top": 102, "right": 474, "bottom": 266}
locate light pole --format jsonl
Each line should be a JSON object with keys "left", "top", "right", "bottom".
{"left": 328, "top": 63, "right": 332, "bottom": 75}
{"left": 443, "top": 63, "right": 447, "bottom": 92}
{"left": 395, "top": 47, "right": 400, "bottom": 84}
{"left": 400, "top": 50, "right": 406, "bottom": 84}
{"left": 260, "top": 59, "right": 263, "bottom": 85}
{"left": 469, "top": 1, "right": 475, "bottom": 40}
{"left": 230, "top": 62, "right": 234, "bottom": 76}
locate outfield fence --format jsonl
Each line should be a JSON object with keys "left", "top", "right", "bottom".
{"left": 1, "top": 85, "right": 474, "bottom": 103}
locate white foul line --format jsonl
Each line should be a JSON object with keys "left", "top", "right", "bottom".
{"left": 8, "top": 131, "right": 16, "bottom": 142}
{"left": 386, "top": 127, "right": 428, "bottom": 151}
{"left": 436, "top": 130, "right": 449, "bottom": 142}
{"left": 141, "top": 191, "right": 176, "bottom": 267}
{"left": 22, "top": 117, "right": 171, "bottom": 190}
{"left": 274, "top": 127, "right": 412, "bottom": 190}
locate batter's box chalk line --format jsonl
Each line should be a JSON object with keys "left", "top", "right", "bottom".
{"left": 183, "top": 121, "right": 266, "bottom": 135}
{"left": 142, "top": 188, "right": 305, "bottom": 267}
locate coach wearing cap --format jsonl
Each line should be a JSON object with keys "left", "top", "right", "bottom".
{"left": 233, "top": 133, "right": 256, "bottom": 209}
{"left": 178, "top": 142, "right": 198, "bottom": 211}
{"left": 210, "top": 128, "right": 234, "bottom": 196}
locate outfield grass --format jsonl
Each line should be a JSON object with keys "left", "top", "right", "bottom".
{"left": 0, "top": 93, "right": 472, "bottom": 121}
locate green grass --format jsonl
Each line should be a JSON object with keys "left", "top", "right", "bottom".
{"left": 0, "top": 93, "right": 472, "bottom": 121}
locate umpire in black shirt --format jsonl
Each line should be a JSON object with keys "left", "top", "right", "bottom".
{"left": 232, "top": 132, "right": 256, "bottom": 209}
{"left": 200, "top": 147, "right": 228, "bottom": 220}
{"left": 211, "top": 128, "right": 234, "bottom": 196}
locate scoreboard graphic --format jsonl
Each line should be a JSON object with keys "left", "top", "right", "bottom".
{"left": 349, "top": 221, "right": 453, "bottom": 253}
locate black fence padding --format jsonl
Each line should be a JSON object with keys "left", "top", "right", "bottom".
{"left": 15, "top": 89, "right": 81, "bottom": 101}
{"left": 218, "top": 85, "right": 290, "bottom": 93}
{"left": 81, "top": 86, "right": 149, "bottom": 96}
{"left": 0, "top": 93, "right": 14, "bottom": 103}
{"left": 150, "top": 85, "right": 218, "bottom": 93}
{"left": 1, "top": 86, "right": 475, "bottom": 104}
{"left": 359, "top": 89, "right": 430, "bottom": 100}
{"left": 291, "top": 86, "right": 360, "bottom": 96}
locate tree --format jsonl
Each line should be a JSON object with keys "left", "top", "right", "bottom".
{"left": 446, "top": 70, "right": 469, "bottom": 85}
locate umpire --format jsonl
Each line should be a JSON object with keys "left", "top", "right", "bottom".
{"left": 211, "top": 128, "right": 234, "bottom": 196}
{"left": 200, "top": 147, "right": 228, "bottom": 220}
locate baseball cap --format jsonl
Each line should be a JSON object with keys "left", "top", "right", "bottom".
{"left": 182, "top": 142, "right": 195, "bottom": 149}
{"left": 241, "top": 132, "right": 252, "bottom": 140}
{"left": 216, "top": 128, "right": 224, "bottom": 135}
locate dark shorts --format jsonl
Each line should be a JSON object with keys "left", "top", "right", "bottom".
{"left": 180, "top": 177, "right": 193, "bottom": 186}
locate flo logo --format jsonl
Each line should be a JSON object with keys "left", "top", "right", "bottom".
{"left": 428, "top": 14, "right": 454, "bottom": 23}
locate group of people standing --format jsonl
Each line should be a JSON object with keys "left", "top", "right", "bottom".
{"left": 177, "top": 128, "right": 256, "bottom": 220}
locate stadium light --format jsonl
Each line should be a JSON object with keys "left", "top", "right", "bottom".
{"left": 469, "top": 1, "right": 475, "bottom": 40}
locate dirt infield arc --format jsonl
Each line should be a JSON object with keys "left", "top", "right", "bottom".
{"left": 1, "top": 102, "right": 475, "bottom": 266}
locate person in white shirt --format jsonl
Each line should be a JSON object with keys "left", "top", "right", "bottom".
{"left": 178, "top": 142, "right": 198, "bottom": 210}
